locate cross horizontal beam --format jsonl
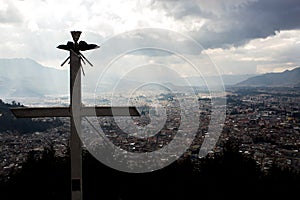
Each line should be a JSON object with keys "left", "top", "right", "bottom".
{"left": 11, "top": 107, "right": 71, "bottom": 118}
{"left": 10, "top": 106, "right": 140, "bottom": 118}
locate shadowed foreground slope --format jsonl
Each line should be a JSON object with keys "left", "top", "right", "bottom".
{"left": 0, "top": 142, "right": 299, "bottom": 200}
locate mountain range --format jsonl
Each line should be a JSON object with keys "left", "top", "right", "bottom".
{"left": 0, "top": 58, "right": 299, "bottom": 98}
{"left": 237, "top": 67, "right": 300, "bottom": 87}
{"left": 0, "top": 58, "right": 68, "bottom": 97}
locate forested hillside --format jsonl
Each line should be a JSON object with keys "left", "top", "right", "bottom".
{"left": 0, "top": 99, "right": 63, "bottom": 133}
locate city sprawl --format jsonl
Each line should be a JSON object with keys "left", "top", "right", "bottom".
{"left": 0, "top": 86, "right": 299, "bottom": 180}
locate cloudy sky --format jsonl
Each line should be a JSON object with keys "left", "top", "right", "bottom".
{"left": 1, "top": 0, "right": 300, "bottom": 76}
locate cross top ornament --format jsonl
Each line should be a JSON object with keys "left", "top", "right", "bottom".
{"left": 58, "top": 31, "right": 99, "bottom": 53}
{"left": 57, "top": 31, "right": 100, "bottom": 75}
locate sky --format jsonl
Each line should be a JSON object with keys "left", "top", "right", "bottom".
{"left": 1, "top": 0, "right": 300, "bottom": 76}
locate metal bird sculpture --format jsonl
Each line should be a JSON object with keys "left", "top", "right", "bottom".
{"left": 57, "top": 31, "right": 100, "bottom": 75}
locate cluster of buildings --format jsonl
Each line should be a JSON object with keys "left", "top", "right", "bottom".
{"left": 221, "top": 87, "right": 300, "bottom": 172}
{"left": 0, "top": 121, "right": 70, "bottom": 181}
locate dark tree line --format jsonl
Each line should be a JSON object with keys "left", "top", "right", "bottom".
{"left": 0, "top": 99, "right": 63, "bottom": 133}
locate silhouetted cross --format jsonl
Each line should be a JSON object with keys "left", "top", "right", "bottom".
{"left": 10, "top": 31, "right": 139, "bottom": 200}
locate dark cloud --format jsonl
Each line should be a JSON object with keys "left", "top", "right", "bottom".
{"left": 0, "top": 2, "right": 23, "bottom": 24}
{"left": 152, "top": 0, "right": 300, "bottom": 48}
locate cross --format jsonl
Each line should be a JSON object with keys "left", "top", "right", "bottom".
{"left": 10, "top": 31, "right": 140, "bottom": 200}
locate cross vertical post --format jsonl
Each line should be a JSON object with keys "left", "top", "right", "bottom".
{"left": 70, "top": 49, "right": 83, "bottom": 200}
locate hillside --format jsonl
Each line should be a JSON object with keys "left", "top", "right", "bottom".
{"left": 0, "top": 99, "right": 62, "bottom": 133}
{"left": 237, "top": 67, "right": 300, "bottom": 87}
{"left": 0, "top": 58, "right": 68, "bottom": 97}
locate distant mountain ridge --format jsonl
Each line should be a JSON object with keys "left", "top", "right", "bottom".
{"left": 3, "top": 58, "right": 298, "bottom": 99}
{"left": 184, "top": 74, "right": 255, "bottom": 87}
{"left": 237, "top": 67, "right": 300, "bottom": 87}
{"left": 0, "top": 58, "right": 258, "bottom": 98}
{"left": 0, "top": 58, "right": 68, "bottom": 97}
